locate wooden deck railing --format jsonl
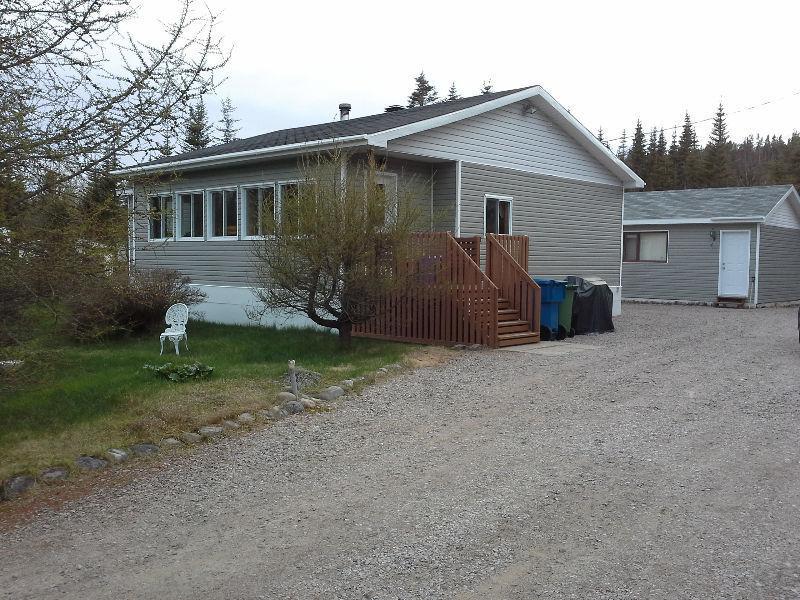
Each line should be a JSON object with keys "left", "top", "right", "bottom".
{"left": 486, "top": 234, "right": 540, "bottom": 334}
{"left": 453, "top": 235, "right": 481, "bottom": 265}
{"left": 353, "top": 232, "right": 498, "bottom": 346}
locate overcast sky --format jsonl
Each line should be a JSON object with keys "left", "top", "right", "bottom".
{"left": 136, "top": 0, "right": 799, "bottom": 151}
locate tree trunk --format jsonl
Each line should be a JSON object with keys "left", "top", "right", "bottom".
{"left": 338, "top": 322, "right": 353, "bottom": 348}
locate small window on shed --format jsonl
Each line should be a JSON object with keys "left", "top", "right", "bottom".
{"left": 623, "top": 231, "right": 668, "bottom": 263}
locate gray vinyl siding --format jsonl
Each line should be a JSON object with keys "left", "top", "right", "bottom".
{"left": 387, "top": 99, "right": 622, "bottom": 187}
{"left": 757, "top": 225, "right": 800, "bottom": 303}
{"left": 133, "top": 156, "right": 437, "bottom": 286}
{"left": 431, "top": 161, "right": 456, "bottom": 231}
{"left": 622, "top": 224, "right": 758, "bottom": 302}
{"left": 459, "top": 162, "right": 623, "bottom": 286}
{"left": 764, "top": 198, "right": 800, "bottom": 229}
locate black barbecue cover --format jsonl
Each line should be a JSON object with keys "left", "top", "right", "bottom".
{"left": 565, "top": 276, "right": 614, "bottom": 335}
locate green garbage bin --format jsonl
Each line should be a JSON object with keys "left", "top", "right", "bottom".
{"left": 558, "top": 283, "right": 577, "bottom": 338}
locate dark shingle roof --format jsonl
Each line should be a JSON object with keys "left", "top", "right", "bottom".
{"left": 143, "top": 87, "right": 530, "bottom": 167}
{"left": 625, "top": 185, "right": 794, "bottom": 221}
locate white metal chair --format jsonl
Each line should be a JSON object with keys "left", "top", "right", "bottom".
{"left": 159, "top": 303, "right": 190, "bottom": 355}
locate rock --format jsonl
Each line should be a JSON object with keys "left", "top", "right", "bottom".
{"left": 319, "top": 385, "right": 345, "bottom": 402}
{"left": 282, "top": 367, "right": 322, "bottom": 390}
{"left": 75, "top": 456, "right": 107, "bottom": 470}
{"left": 283, "top": 400, "right": 304, "bottom": 415}
{"left": 0, "top": 359, "right": 23, "bottom": 372}
{"left": 2, "top": 475, "right": 35, "bottom": 500}
{"left": 105, "top": 448, "right": 129, "bottom": 463}
{"left": 40, "top": 467, "right": 69, "bottom": 483}
{"left": 160, "top": 437, "right": 182, "bottom": 448}
{"left": 222, "top": 420, "right": 240, "bottom": 430}
{"left": 276, "top": 391, "right": 298, "bottom": 404}
{"left": 130, "top": 443, "right": 159, "bottom": 456}
{"left": 267, "top": 406, "right": 285, "bottom": 420}
{"left": 467, "top": 344, "right": 483, "bottom": 351}
{"left": 256, "top": 409, "right": 273, "bottom": 421}
{"left": 198, "top": 425, "right": 224, "bottom": 439}
{"left": 180, "top": 432, "right": 202, "bottom": 444}
{"left": 237, "top": 412, "right": 255, "bottom": 423}
{"left": 376, "top": 367, "right": 388, "bottom": 374}
{"left": 300, "top": 397, "right": 316, "bottom": 409}
{"left": 453, "top": 344, "right": 467, "bottom": 350}
{"left": 340, "top": 379, "right": 354, "bottom": 388}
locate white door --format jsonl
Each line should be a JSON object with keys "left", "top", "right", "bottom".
{"left": 718, "top": 230, "right": 751, "bottom": 298}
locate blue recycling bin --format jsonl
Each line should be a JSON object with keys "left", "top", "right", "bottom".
{"left": 534, "top": 278, "right": 566, "bottom": 341}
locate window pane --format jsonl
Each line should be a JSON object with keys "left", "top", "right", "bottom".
{"left": 212, "top": 191, "right": 223, "bottom": 237}
{"left": 149, "top": 196, "right": 162, "bottom": 239}
{"left": 262, "top": 187, "right": 275, "bottom": 235}
{"left": 640, "top": 232, "right": 667, "bottom": 262}
{"left": 180, "top": 194, "right": 192, "bottom": 237}
{"left": 224, "top": 190, "right": 237, "bottom": 236}
{"left": 282, "top": 183, "right": 299, "bottom": 234}
{"left": 623, "top": 233, "right": 639, "bottom": 262}
{"left": 246, "top": 188, "right": 259, "bottom": 236}
{"left": 192, "top": 194, "right": 203, "bottom": 237}
{"left": 485, "top": 199, "right": 498, "bottom": 234}
{"left": 498, "top": 201, "right": 510, "bottom": 234}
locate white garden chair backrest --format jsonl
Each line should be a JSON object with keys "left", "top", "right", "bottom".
{"left": 165, "top": 303, "right": 189, "bottom": 332}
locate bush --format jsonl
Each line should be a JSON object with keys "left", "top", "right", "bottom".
{"left": 143, "top": 361, "right": 214, "bottom": 382}
{"left": 67, "top": 268, "right": 206, "bottom": 341}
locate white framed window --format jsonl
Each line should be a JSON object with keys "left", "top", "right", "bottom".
{"left": 623, "top": 231, "right": 668, "bottom": 263}
{"left": 241, "top": 184, "right": 276, "bottom": 238}
{"left": 148, "top": 194, "right": 174, "bottom": 240}
{"left": 484, "top": 194, "right": 512, "bottom": 235}
{"left": 177, "top": 191, "right": 204, "bottom": 240}
{"left": 207, "top": 188, "right": 238, "bottom": 239}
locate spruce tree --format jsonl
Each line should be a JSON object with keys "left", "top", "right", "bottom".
{"left": 446, "top": 82, "right": 461, "bottom": 102}
{"left": 183, "top": 99, "right": 214, "bottom": 151}
{"left": 626, "top": 120, "right": 647, "bottom": 177}
{"left": 703, "top": 102, "right": 734, "bottom": 188}
{"left": 218, "top": 97, "right": 241, "bottom": 144}
{"left": 480, "top": 80, "right": 493, "bottom": 95}
{"left": 654, "top": 129, "right": 668, "bottom": 191}
{"left": 597, "top": 127, "right": 609, "bottom": 148}
{"left": 667, "top": 129, "right": 680, "bottom": 188}
{"left": 407, "top": 72, "right": 439, "bottom": 107}
{"left": 617, "top": 130, "right": 628, "bottom": 161}
{"left": 676, "top": 113, "right": 700, "bottom": 188}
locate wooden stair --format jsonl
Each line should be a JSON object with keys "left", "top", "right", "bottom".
{"left": 496, "top": 297, "right": 540, "bottom": 347}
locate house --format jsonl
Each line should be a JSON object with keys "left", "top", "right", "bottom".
{"left": 116, "top": 85, "right": 643, "bottom": 346}
{"left": 622, "top": 185, "right": 800, "bottom": 305}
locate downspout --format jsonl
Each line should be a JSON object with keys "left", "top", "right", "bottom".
{"left": 753, "top": 223, "right": 760, "bottom": 305}
{"left": 619, "top": 187, "right": 625, "bottom": 295}
{"left": 455, "top": 160, "right": 462, "bottom": 237}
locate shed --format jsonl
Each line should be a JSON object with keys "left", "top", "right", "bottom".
{"left": 622, "top": 185, "right": 800, "bottom": 304}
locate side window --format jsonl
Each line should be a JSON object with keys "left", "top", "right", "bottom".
{"left": 623, "top": 231, "right": 668, "bottom": 263}
{"left": 243, "top": 186, "right": 276, "bottom": 237}
{"left": 209, "top": 189, "right": 238, "bottom": 238}
{"left": 485, "top": 196, "right": 511, "bottom": 235}
{"left": 178, "top": 192, "right": 204, "bottom": 239}
{"left": 148, "top": 194, "right": 174, "bottom": 240}
{"left": 280, "top": 183, "right": 301, "bottom": 235}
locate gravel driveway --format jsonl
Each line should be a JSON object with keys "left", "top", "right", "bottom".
{"left": 2, "top": 304, "right": 799, "bottom": 599}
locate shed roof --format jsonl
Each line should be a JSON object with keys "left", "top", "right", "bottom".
{"left": 625, "top": 185, "right": 797, "bottom": 223}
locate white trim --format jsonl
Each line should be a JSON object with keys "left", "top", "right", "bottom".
{"left": 622, "top": 229, "right": 670, "bottom": 264}
{"left": 112, "top": 135, "right": 370, "bottom": 175}
{"left": 717, "top": 229, "right": 752, "bottom": 298}
{"left": 455, "top": 160, "right": 462, "bottom": 236}
{"left": 624, "top": 217, "right": 766, "bottom": 226}
{"left": 205, "top": 187, "right": 239, "bottom": 240}
{"left": 483, "top": 194, "right": 513, "bottom": 235}
{"left": 239, "top": 182, "right": 277, "bottom": 240}
{"left": 754, "top": 223, "right": 761, "bottom": 305}
{"left": 764, "top": 186, "right": 800, "bottom": 229}
{"left": 174, "top": 189, "right": 205, "bottom": 241}
{"left": 619, "top": 188, "right": 625, "bottom": 289}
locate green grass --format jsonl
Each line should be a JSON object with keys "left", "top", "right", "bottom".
{"left": 0, "top": 322, "right": 411, "bottom": 480}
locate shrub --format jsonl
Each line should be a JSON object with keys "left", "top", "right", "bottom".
{"left": 143, "top": 362, "right": 214, "bottom": 382}
{"left": 67, "top": 268, "right": 206, "bottom": 341}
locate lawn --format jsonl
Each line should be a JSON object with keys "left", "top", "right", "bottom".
{"left": 0, "top": 322, "right": 411, "bottom": 480}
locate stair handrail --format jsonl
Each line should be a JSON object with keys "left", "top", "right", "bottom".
{"left": 486, "top": 234, "right": 541, "bottom": 334}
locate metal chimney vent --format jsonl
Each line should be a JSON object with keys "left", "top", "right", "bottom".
{"left": 384, "top": 104, "right": 405, "bottom": 113}
{"left": 338, "top": 103, "right": 351, "bottom": 120}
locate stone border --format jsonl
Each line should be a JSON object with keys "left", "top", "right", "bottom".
{"left": 1, "top": 363, "right": 406, "bottom": 502}
{"left": 623, "top": 298, "right": 800, "bottom": 309}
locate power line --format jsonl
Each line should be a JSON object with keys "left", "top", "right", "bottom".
{"left": 603, "top": 89, "right": 800, "bottom": 144}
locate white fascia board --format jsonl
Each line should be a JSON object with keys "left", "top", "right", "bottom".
{"left": 624, "top": 217, "right": 765, "bottom": 226}
{"left": 111, "top": 135, "right": 370, "bottom": 175}
{"left": 368, "top": 86, "right": 645, "bottom": 190}
{"left": 764, "top": 185, "right": 800, "bottom": 219}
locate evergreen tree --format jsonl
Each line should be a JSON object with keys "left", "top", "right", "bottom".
{"left": 183, "top": 99, "right": 214, "bottom": 151}
{"left": 218, "top": 97, "right": 241, "bottom": 144}
{"left": 626, "top": 120, "right": 647, "bottom": 177}
{"left": 667, "top": 129, "right": 680, "bottom": 189}
{"left": 654, "top": 128, "right": 668, "bottom": 190}
{"left": 407, "top": 72, "right": 439, "bottom": 107}
{"left": 480, "top": 80, "right": 493, "bottom": 95}
{"left": 676, "top": 113, "right": 700, "bottom": 188}
{"left": 445, "top": 82, "right": 461, "bottom": 102}
{"left": 617, "top": 130, "right": 628, "bottom": 161}
{"left": 597, "top": 127, "right": 609, "bottom": 149}
{"left": 704, "top": 102, "right": 734, "bottom": 187}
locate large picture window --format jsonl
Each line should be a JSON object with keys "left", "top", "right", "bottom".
{"left": 242, "top": 185, "right": 276, "bottom": 237}
{"left": 209, "top": 189, "right": 238, "bottom": 238}
{"left": 485, "top": 195, "right": 512, "bottom": 235}
{"left": 148, "top": 194, "right": 174, "bottom": 240}
{"left": 623, "top": 231, "right": 668, "bottom": 263}
{"left": 178, "top": 192, "right": 204, "bottom": 239}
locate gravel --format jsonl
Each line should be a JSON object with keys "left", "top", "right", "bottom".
{"left": 2, "top": 304, "right": 799, "bottom": 599}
